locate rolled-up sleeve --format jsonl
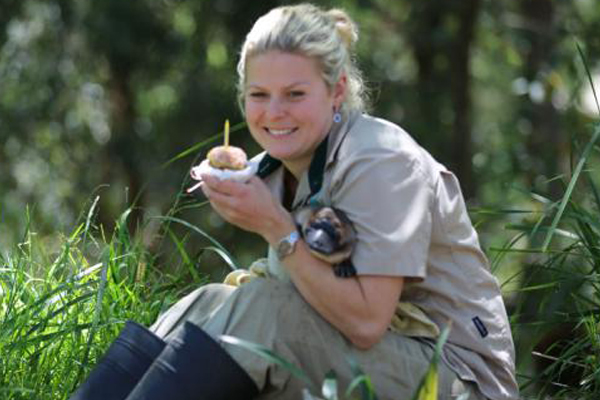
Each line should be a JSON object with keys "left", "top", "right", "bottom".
{"left": 331, "top": 145, "right": 433, "bottom": 278}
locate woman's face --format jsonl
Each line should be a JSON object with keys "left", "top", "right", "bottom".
{"left": 244, "top": 50, "right": 345, "bottom": 176}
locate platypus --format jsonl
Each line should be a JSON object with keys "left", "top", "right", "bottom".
{"left": 295, "top": 206, "right": 357, "bottom": 277}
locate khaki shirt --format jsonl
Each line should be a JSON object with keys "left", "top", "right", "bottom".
{"left": 255, "top": 112, "right": 519, "bottom": 400}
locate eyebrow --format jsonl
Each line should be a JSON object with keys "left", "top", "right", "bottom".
{"left": 246, "top": 81, "right": 311, "bottom": 90}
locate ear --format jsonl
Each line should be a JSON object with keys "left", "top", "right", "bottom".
{"left": 332, "top": 74, "right": 347, "bottom": 108}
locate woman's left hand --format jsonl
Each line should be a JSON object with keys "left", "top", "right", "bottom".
{"left": 200, "top": 174, "right": 296, "bottom": 243}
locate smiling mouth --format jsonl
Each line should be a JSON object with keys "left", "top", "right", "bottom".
{"left": 265, "top": 127, "right": 298, "bottom": 136}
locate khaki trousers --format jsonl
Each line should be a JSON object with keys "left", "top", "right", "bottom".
{"left": 151, "top": 278, "right": 486, "bottom": 400}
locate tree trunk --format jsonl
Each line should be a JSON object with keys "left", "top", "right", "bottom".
{"left": 97, "top": 65, "right": 144, "bottom": 233}
{"left": 519, "top": 0, "right": 563, "bottom": 198}
{"left": 449, "top": 0, "right": 481, "bottom": 200}
{"left": 408, "top": 1, "right": 482, "bottom": 199}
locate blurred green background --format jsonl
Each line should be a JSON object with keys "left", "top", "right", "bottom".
{"left": 1, "top": 0, "right": 600, "bottom": 393}
{"left": 2, "top": 0, "right": 599, "bottom": 245}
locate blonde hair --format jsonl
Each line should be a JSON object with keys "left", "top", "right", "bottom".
{"left": 236, "top": 4, "right": 368, "bottom": 113}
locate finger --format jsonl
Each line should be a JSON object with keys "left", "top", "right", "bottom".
{"left": 201, "top": 186, "right": 232, "bottom": 218}
{"left": 200, "top": 174, "right": 218, "bottom": 186}
{"left": 206, "top": 193, "right": 247, "bottom": 228}
{"left": 200, "top": 182, "right": 210, "bottom": 198}
{"left": 202, "top": 183, "right": 240, "bottom": 210}
{"left": 208, "top": 200, "right": 232, "bottom": 221}
{"left": 201, "top": 176, "right": 226, "bottom": 198}
{"left": 248, "top": 176, "right": 272, "bottom": 194}
{"left": 247, "top": 175, "right": 262, "bottom": 185}
{"left": 201, "top": 174, "right": 247, "bottom": 196}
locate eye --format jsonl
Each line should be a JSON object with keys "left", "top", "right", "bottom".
{"left": 288, "top": 90, "right": 305, "bottom": 99}
{"left": 248, "top": 91, "right": 268, "bottom": 99}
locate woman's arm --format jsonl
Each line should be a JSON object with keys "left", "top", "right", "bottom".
{"left": 200, "top": 174, "right": 403, "bottom": 350}
{"left": 282, "top": 238, "right": 404, "bottom": 350}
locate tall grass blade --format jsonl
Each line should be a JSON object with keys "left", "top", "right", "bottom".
{"left": 72, "top": 249, "right": 110, "bottom": 390}
{"left": 411, "top": 325, "right": 451, "bottom": 400}
{"left": 584, "top": 169, "right": 600, "bottom": 212}
{"left": 542, "top": 45, "right": 600, "bottom": 250}
{"left": 167, "top": 229, "right": 192, "bottom": 266}
{"left": 160, "top": 121, "right": 247, "bottom": 168}
{"left": 82, "top": 196, "right": 100, "bottom": 245}
{"left": 345, "top": 356, "right": 378, "bottom": 400}
{"left": 200, "top": 246, "right": 239, "bottom": 272}
{"left": 154, "top": 216, "right": 240, "bottom": 270}
{"left": 542, "top": 124, "right": 600, "bottom": 251}
{"left": 576, "top": 42, "right": 600, "bottom": 115}
{"left": 220, "top": 334, "right": 316, "bottom": 391}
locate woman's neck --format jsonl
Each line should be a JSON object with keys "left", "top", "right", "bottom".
{"left": 282, "top": 159, "right": 310, "bottom": 181}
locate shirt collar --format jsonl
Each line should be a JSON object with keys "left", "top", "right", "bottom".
{"left": 256, "top": 110, "right": 360, "bottom": 204}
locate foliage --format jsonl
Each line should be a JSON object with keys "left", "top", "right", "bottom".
{"left": 1, "top": 115, "right": 600, "bottom": 398}
{"left": 2, "top": 0, "right": 600, "bottom": 253}
{"left": 0, "top": 199, "right": 451, "bottom": 399}
{"left": 498, "top": 55, "right": 600, "bottom": 397}
{"left": 410, "top": 327, "right": 451, "bottom": 400}
{"left": 507, "top": 138, "right": 600, "bottom": 398}
{"left": 0, "top": 203, "right": 218, "bottom": 398}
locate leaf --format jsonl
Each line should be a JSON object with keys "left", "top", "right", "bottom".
{"left": 200, "top": 246, "right": 238, "bottom": 272}
{"left": 577, "top": 42, "right": 600, "bottom": 115}
{"left": 410, "top": 325, "right": 451, "bottom": 400}
{"left": 344, "top": 355, "right": 378, "bottom": 400}
{"left": 415, "top": 364, "right": 438, "bottom": 400}
{"left": 161, "top": 121, "right": 247, "bottom": 168}
{"left": 542, "top": 44, "right": 600, "bottom": 251}
{"left": 153, "top": 216, "right": 240, "bottom": 270}
{"left": 219, "top": 334, "right": 316, "bottom": 391}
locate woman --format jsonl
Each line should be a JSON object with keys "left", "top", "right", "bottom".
{"left": 71, "top": 4, "right": 519, "bottom": 400}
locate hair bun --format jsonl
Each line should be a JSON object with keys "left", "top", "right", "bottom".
{"left": 327, "top": 9, "right": 358, "bottom": 49}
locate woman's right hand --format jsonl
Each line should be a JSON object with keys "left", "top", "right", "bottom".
{"left": 200, "top": 174, "right": 297, "bottom": 245}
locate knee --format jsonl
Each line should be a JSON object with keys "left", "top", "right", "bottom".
{"left": 151, "top": 283, "right": 236, "bottom": 338}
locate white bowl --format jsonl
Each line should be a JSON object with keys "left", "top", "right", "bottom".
{"left": 190, "top": 159, "right": 259, "bottom": 183}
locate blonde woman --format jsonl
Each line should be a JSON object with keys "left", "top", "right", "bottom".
{"left": 71, "top": 4, "right": 519, "bottom": 400}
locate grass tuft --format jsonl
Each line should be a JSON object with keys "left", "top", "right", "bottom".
{"left": 0, "top": 203, "right": 213, "bottom": 399}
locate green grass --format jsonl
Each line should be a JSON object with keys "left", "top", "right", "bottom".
{"left": 0, "top": 196, "right": 451, "bottom": 399}
{"left": 3, "top": 161, "right": 600, "bottom": 399}
{"left": 2, "top": 54, "right": 599, "bottom": 397}
{"left": 0, "top": 203, "right": 210, "bottom": 399}
{"left": 3, "top": 145, "right": 600, "bottom": 399}
{"left": 496, "top": 45, "right": 600, "bottom": 399}
{"left": 507, "top": 167, "right": 600, "bottom": 398}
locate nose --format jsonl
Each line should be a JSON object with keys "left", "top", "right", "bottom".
{"left": 266, "top": 97, "right": 286, "bottom": 119}
{"left": 305, "top": 227, "right": 335, "bottom": 254}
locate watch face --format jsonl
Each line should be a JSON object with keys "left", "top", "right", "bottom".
{"left": 277, "top": 241, "right": 293, "bottom": 259}
{"left": 276, "top": 231, "right": 299, "bottom": 260}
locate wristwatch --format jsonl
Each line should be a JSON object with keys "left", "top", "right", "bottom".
{"left": 275, "top": 230, "right": 301, "bottom": 260}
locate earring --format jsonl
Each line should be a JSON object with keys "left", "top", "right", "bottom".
{"left": 333, "top": 110, "right": 342, "bottom": 123}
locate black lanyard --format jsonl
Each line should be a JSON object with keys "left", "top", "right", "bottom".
{"left": 257, "top": 135, "right": 329, "bottom": 209}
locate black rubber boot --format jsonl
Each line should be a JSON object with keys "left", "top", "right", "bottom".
{"left": 126, "top": 321, "right": 259, "bottom": 400}
{"left": 70, "top": 321, "right": 166, "bottom": 400}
